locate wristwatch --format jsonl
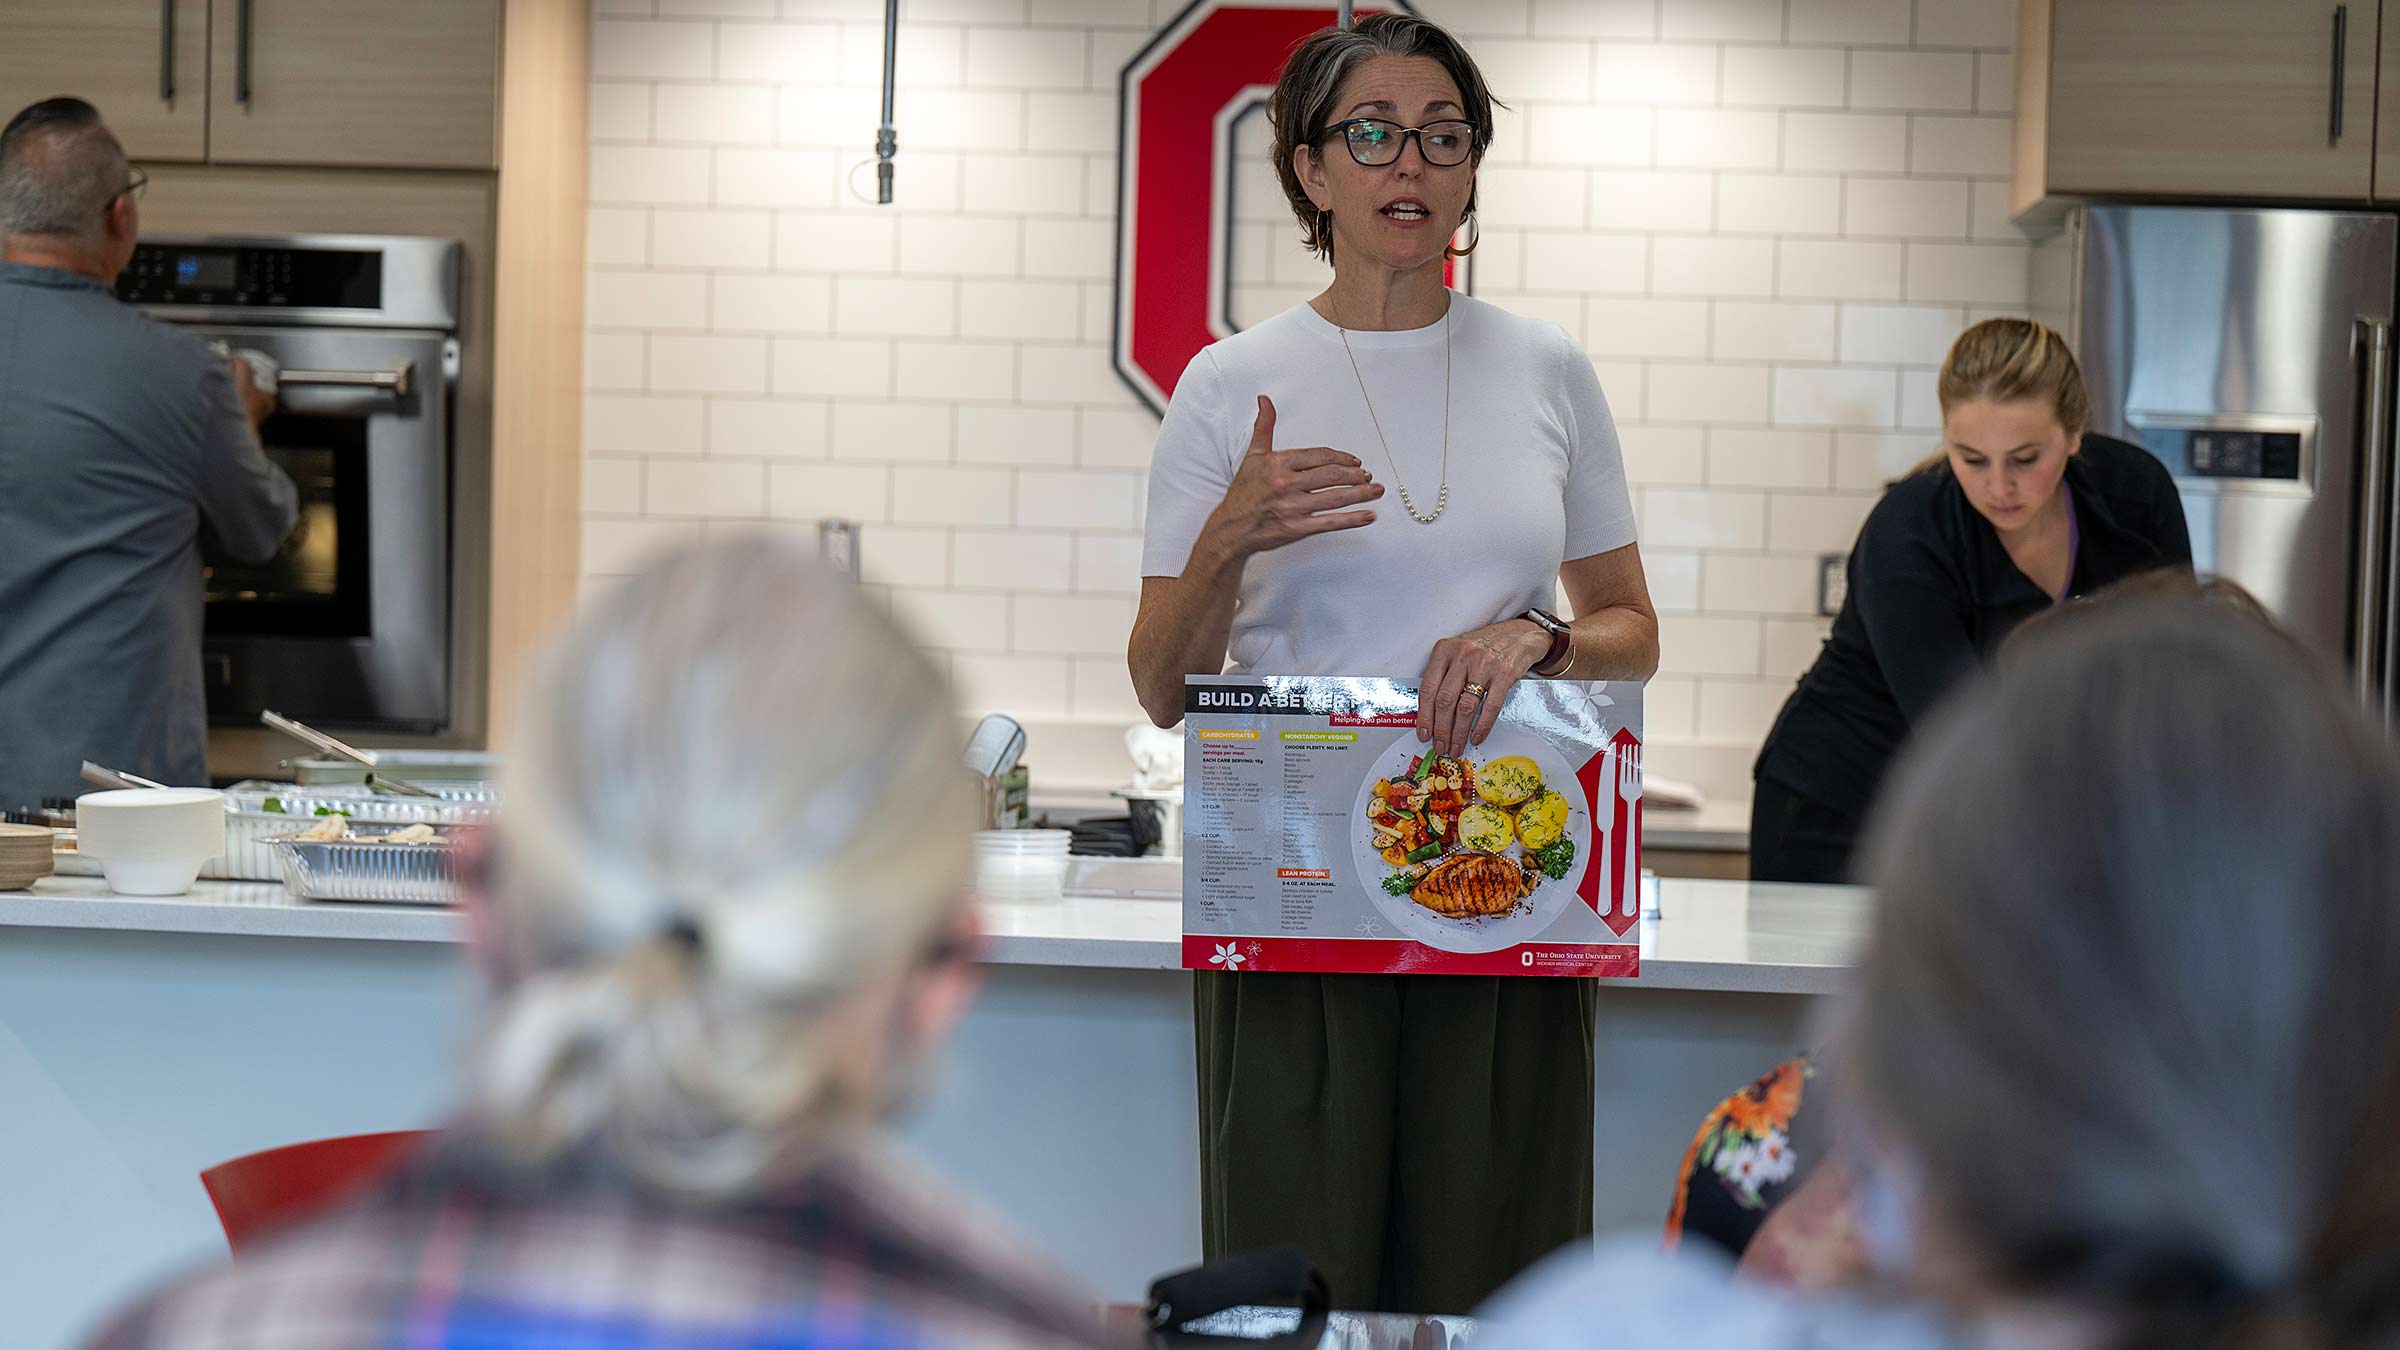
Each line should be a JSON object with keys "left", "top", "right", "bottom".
{"left": 1520, "top": 608, "right": 1572, "bottom": 676}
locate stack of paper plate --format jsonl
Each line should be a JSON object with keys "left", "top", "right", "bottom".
{"left": 0, "top": 823, "right": 56, "bottom": 890}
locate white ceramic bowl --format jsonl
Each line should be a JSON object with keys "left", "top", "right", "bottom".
{"left": 75, "top": 789, "right": 226, "bottom": 896}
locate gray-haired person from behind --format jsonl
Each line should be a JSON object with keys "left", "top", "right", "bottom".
{"left": 1485, "top": 594, "right": 2400, "bottom": 1348}
{"left": 89, "top": 535, "right": 1123, "bottom": 1350}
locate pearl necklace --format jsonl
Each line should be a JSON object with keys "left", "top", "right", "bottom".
{"left": 1335, "top": 305, "right": 1451, "bottom": 525}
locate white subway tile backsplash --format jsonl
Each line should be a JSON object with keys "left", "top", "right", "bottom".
{"left": 1783, "top": 113, "right": 1909, "bottom": 172}
{"left": 955, "top": 530, "right": 1073, "bottom": 591}
{"left": 1074, "top": 534, "right": 1144, "bottom": 593}
{"left": 652, "top": 209, "right": 773, "bottom": 268}
{"left": 1836, "top": 430, "right": 1937, "bottom": 489}
{"left": 1716, "top": 175, "right": 1842, "bottom": 236}
{"left": 1655, "top": 110, "right": 1781, "bottom": 170}
{"left": 584, "top": 520, "right": 706, "bottom": 576}
{"left": 1660, "top": 0, "right": 1782, "bottom": 42}
{"left": 1079, "top": 408, "right": 1160, "bottom": 469}
{"left": 899, "top": 216, "right": 1025, "bottom": 278}
{"left": 584, "top": 334, "right": 648, "bottom": 391}
{"left": 1026, "top": 93, "right": 1119, "bottom": 155}
{"left": 709, "top": 398, "right": 830, "bottom": 458}
{"left": 1697, "top": 679, "right": 1791, "bottom": 742}
{"left": 1778, "top": 239, "right": 1904, "bottom": 300}
{"left": 1768, "top": 492, "right": 1875, "bottom": 551}
{"left": 1070, "top": 656, "right": 1149, "bottom": 720}
{"left": 769, "top": 462, "right": 890, "bottom": 520}
{"left": 1650, "top": 363, "right": 1773, "bottom": 423}
{"left": 1909, "top": 116, "right": 2013, "bottom": 175}
{"left": 1645, "top": 549, "right": 1702, "bottom": 611}
{"left": 713, "top": 149, "right": 837, "bottom": 209}
{"left": 655, "top": 85, "right": 775, "bottom": 145}
{"left": 835, "top": 276, "right": 959, "bottom": 337}
{"left": 1023, "top": 219, "right": 1117, "bottom": 280}
{"left": 1905, "top": 243, "right": 2029, "bottom": 304}
{"left": 1900, "top": 367, "right": 1941, "bottom": 429}
{"left": 1657, "top": 614, "right": 1762, "bottom": 676}
{"left": 1644, "top": 676, "right": 1699, "bottom": 738}
{"left": 1652, "top": 235, "right": 1776, "bottom": 296}
{"left": 1588, "top": 298, "right": 1710, "bottom": 359}
{"left": 645, "top": 458, "right": 768, "bottom": 516}
{"left": 591, "top": 83, "right": 653, "bottom": 142}
{"left": 1013, "top": 594, "right": 1135, "bottom": 655}
{"left": 776, "top": 84, "right": 885, "bottom": 148}
{"left": 965, "top": 26, "right": 1087, "bottom": 90}
{"left": 1713, "top": 300, "right": 1837, "bottom": 360}
{"left": 772, "top": 336, "right": 893, "bottom": 397}
{"left": 1589, "top": 170, "right": 1715, "bottom": 231}
{"left": 585, "top": 456, "right": 643, "bottom": 514}
{"left": 588, "top": 209, "right": 650, "bottom": 266}
{"left": 1969, "top": 180, "right": 2024, "bottom": 241}
{"left": 892, "top": 89, "right": 1026, "bottom": 152}
{"left": 1020, "top": 345, "right": 1137, "bottom": 405}
{"left": 892, "top": 466, "right": 1011, "bottom": 524}
{"left": 834, "top": 400, "right": 957, "bottom": 460}
{"left": 1644, "top": 489, "right": 1767, "bottom": 549}
{"left": 1617, "top": 425, "right": 1707, "bottom": 484}
{"left": 855, "top": 524, "right": 951, "bottom": 588}
{"left": 1719, "top": 47, "right": 1848, "bottom": 110}
{"left": 1839, "top": 302, "right": 1964, "bottom": 364}
{"left": 1592, "top": 44, "right": 1719, "bottom": 105}
{"left": 1533, "top": 0, "right": 1654, "bottom": 37}
{"left": 1527, "top": 106, "right": 1655, "bottom": 167}
{"left": 1916, "top": 0, "right": 2018, "bottom": 49}
{"left": 593, "top": 20, "right": 715, "bottom": 78}
{"left": 889, "top": 588, "right": 1012, "bottom": 653}
{"left": 960, "top": 280, "right": 1082, "bottom": 341}
{"left": 649, "top": 334, "right": 772, "bottom": 393}
{"left": 961, "top": 155, "right": 1088, "bottom": 216}
{"left": 1472, "top": 38, "right": 1595, "bottom": 101}
{"left": 835, "top": 21, "right": 965, "bottom": 87}
{"left": 1844, "top": 176, "right": 1970, "bottom": 237}
{"left": 1773, "top": 366, "right": 1898, "bottom": 427}
{"left": 1977, "top": 54, "right": 2016, "bottom": 114}
{"left": 588, "top": 271, "right": 709, "bottom": 330}
{"left": 774, "top": 212, "right": 897, "bottom": 272}
{"left": 591, "top": 145, "right": 713, "bottom": 204}
{"left": 1787, "top": 0, "right": 1909, "bottom": 45}
{"left": 1525, "top": 232, "right": 1649, "bottom": 294}
{"left": 1762, "top": 618, "right": 1834, "bottom": 677}
{"left": 951, "top": 655, "right": 1071, "bottom": 719}
{"left": 715, "top": 22, "right": 840, "bottom": 82}
{"left": 1485, "top": 292, "right": 1584, "bottom": 333}
{"left": 1477, "top": 166, "right": 1592, "bottom": 229}
{"left": 1019, "top": 469, "right": 1140, "bottom": 528}
{"left": 586, "top": 394, "right": 706, "bottom": 456}
{"left": 1703, "top": 553, "right": 1820, "bottom": 613}
{"left": 1849, "top": 51, "right": 1974, "bottom": 111}
{"left": 958, "top": 405, "right": 1075, "bottom": 465}
{"left": 896, "top": 340, "right": 1017, "bottom": 402}
{"left": 1709, "top": 428, "right": 1834, "bottom": 487}
{"left": 1593, "top": 360, "right": 1646, "bottom": 419}
{"left": 712, "top": 274, "right": 834, "bottom": 337}
{"left": 659, "top": 0, "right": 775, "bottom": 17}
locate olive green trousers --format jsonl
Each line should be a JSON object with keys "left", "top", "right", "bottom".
{"left": 1193, "top": 971, "right": 1597, "bottom": 1315}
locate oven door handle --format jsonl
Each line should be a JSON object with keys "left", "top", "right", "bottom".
{"left": 278, "top": 362, "right": 413, "bottom": 398}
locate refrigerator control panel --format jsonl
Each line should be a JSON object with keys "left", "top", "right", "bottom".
{"left": 2185, "top": 430, "right": 2303, "bottom": 482}
{"left": 2130, "top": 413, "right": 2316, "bottom": 497}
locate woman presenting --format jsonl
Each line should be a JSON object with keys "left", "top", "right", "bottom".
{"left": 1750, "top": 319, "right": 2192, "bottom": 883}
{"left": 1129, "top": 14, "right": 1658, "bottom": 1314}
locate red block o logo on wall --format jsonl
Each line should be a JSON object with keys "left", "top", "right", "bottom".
{"left": 1112, "top": 0, "right": 1468, "bottom": 415}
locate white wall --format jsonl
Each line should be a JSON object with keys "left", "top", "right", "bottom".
{"left": 580, "top": 0, "right": 2036, "bottom": 796}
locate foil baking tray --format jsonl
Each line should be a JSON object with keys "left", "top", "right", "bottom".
{"left": 265, "top": 828, "right": 471, "bottom": 904}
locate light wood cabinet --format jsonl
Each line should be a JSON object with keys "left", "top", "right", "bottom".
{"left": 2379, "top": 6, "right": 2400, "bottom": 198}
{"left": 207, "top": 0, "right": 499, "bottom": 170}
{"left": 2014, "top": 0, "right": 2377, "bottom": 213}
{"left": 0, "top": 0, "right": 209, "bottom": 163}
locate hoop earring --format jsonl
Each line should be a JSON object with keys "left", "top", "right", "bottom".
{"left": 1445, "top": 213, "right": 1480, "bottom": 259}
{"left": 1316, "top": 208, "right": 1332, "bottom": 247}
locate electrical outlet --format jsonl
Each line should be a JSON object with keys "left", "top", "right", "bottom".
{"left": 1818, "top": 554, "right": 1847, "bottom": 618}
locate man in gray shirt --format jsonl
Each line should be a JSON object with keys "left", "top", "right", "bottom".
{"left": 0, "top": 98, "right": 296, "bottom": 808}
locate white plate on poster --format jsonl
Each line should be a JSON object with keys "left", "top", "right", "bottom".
{"left": 1347, "top": 726, "right": 1592, "bottom": 955}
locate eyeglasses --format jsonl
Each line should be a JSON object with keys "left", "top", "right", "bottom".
{"left": 1314, "top": 118, "right": 1477, "bottom": 168}
{"left": 111, "top": 167, "right": 147, "bottom": 209}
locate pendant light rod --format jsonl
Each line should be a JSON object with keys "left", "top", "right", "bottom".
{"left": 875, "top": 0, "right": 898, "bottom": 204}
{"left": 1338, "top": 0, "right": 1353, "bottom": 27}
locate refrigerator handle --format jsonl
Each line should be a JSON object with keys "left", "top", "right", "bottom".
{"left": 2332, "top": 4, "right": 2349, "bottom": 144}
{"left": 2355, "top": 317, "right": 2393, "bottom": 714}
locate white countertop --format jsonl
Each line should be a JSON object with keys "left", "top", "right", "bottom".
{"left": 3, "top": 861, "right": 1857, "bottom": 995}
{"left": 1640, "top": 799, "right": 1750, "bottom": 852}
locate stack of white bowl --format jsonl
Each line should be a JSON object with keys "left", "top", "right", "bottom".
{"left": 973, "top": 829, "right": 1072, "bottom": 904}
{"left": 77, "top": 789, "right": 228, "bottom": 896}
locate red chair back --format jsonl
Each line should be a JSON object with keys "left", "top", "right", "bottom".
{"left": 199, "top": 1130, "right": 433, "bottom": 1254}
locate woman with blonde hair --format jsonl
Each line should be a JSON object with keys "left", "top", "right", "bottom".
{"left": 91, "top": 534, "right": 1120, "bottom": 1350}
{"left": 1748, "top": 317, "right": 2191, "bottom": 883}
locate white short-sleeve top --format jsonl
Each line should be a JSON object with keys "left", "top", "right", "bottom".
{"left": 1140, "top": 293, "right": 1638, "bottom": 678}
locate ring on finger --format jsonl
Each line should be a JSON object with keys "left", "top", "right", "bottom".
{"left": 1463, "top": 681, "right": 1488, "bottom": 697}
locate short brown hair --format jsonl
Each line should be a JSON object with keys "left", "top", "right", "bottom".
{"left": 1267, "top": 14, "right": 1497, "bottom": 262}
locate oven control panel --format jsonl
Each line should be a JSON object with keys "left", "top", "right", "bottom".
{"left": 117, "top": 243, "right": 382, "bottom": 309}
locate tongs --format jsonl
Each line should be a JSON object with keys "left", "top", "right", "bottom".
{"left": 259, "top": 710, "right": 441, "bottom": 798}
{"left": 79, "top": 761, "right": 170, "bottom": 791}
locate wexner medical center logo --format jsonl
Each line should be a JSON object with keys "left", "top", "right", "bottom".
{"left": 1111, "top": 0, "right": 1471, "bottom": 416}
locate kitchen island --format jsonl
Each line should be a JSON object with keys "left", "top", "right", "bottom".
{"left": 0, "top": 862, "right": 1859, "bottom": 1347}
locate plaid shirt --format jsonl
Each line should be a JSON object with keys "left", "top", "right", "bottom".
{"left": 90, "top": 1137, "right": 1127, "bottom": 1350}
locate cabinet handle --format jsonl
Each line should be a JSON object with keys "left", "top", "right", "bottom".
{"left": 158, "top": 0, "right": 174, "bottom": 101}
{"left": 236, "top": 0, "right": 253, "bottom": 106}
{"left": 2332, "top": 4, "right": 2349, "bottom": 145}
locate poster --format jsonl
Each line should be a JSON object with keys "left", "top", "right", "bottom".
{"left": 1181, "top": 675, "right": 1642, "bottom": 978}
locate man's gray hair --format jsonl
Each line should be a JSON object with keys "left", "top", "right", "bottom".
{"left": 0, "top": 98, "right": 129, "bottom": 241}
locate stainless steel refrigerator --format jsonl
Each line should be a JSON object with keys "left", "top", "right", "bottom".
{"left": 2042, "top": 204, "right": 2399, "bottom": 703}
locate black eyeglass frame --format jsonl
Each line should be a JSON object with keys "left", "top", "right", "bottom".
{"left": 1311, "top": 118, "right": 1481, "bottom": 168}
